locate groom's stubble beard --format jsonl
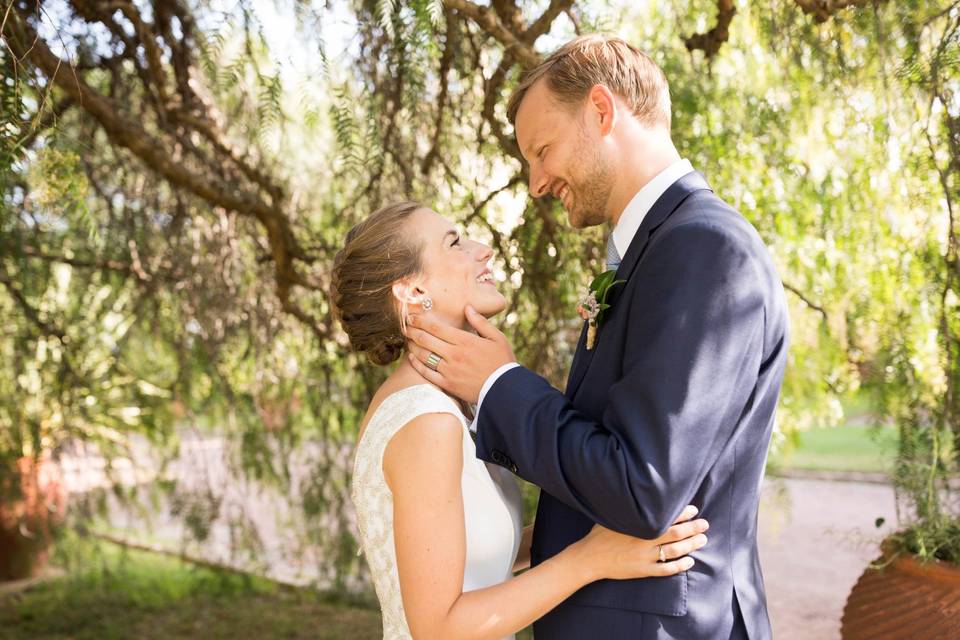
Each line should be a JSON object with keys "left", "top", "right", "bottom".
{"left": 565, "top": 126, "right": 615, "bottom": 229}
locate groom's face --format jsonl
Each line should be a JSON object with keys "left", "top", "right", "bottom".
{"left": 514, "top": 80, "right": 615, "bottom": 229}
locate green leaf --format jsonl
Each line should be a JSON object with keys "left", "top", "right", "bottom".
{"left": 590, "top": 270, "right": 617, "bottom": 292}
{"left": 597, "top": 279, "right": 626, "bottom": 305}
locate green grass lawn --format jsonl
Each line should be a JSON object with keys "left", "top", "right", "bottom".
{"left": 770, "top": 420, "right": 898, "bottom": 474}
{"left": 0, "top": 533, "right": 381, "bottom": 640}
{"left": 770, "top": 398, "right": 897, "bottom": 473}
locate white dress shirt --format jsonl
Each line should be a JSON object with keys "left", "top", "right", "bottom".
{"left": 470, "top": 159, "right": 695, "bottom": 432}
{"left": 610, "top": 158, "right": 694, "bottom": 259}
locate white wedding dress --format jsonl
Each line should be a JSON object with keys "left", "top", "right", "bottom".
{"left": 351, "top": 383, "right": 523, "bottom": 640}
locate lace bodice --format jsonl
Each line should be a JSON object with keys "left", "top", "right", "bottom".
{"left": 351, "top": 384, "right": 523, "bottom": 639}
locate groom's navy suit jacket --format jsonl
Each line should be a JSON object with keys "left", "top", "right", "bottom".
{"left": 476, "top": 172, "right": 788, "bottom": 639}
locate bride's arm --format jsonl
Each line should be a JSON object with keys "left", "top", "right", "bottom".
{"left": 384, "top": 413, "right": 707, "bottom": 640}
{"left": 513, "top": 525, "right": 533, "bottom": 573}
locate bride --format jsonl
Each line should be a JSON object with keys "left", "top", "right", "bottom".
{"left": 331, "top": 201, "right": 709, "bottom": 640}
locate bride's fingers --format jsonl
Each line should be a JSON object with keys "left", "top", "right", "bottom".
{"left": 659, "top": 533, "right": 708, "bottom": 561}
{"left": 407, "top": 313, "right": 470, "bottom": 345}
{"left": 671, "top": 505, "right": 699, "bottom": 525}
{"left": 405, "top": 326, "right": 453, "bottom": 358}
{"left": 407, "top": 342, "right": 450, "bottom": 374}
{"left": 650, "top": 556, "right": 695, "bottom": 578}
{"left": 659, "top": 518, "right": 709, "bottom": 545}
{"left": 408, "top": 353, "right": 446, "bottom": 387}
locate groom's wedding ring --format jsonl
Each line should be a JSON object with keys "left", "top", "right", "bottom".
{"left": 425, "top": 352, "right": 442, "bottom": 372}
{"left": 657, "top": 544, "right": 666, "bottom": 563}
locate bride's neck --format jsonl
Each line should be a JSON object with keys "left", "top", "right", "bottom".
{"left": 387, "top": 313, "right": 476, "bottom": 386}
{"left": 392, "top": 356, "right": 428, "bottom": 386}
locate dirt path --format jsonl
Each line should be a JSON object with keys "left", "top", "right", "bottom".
{"left": 758, "top": 476, "right": 898, "bottom": 640}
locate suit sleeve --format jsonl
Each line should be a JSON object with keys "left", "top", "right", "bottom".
{"left": 474, "top": 220, "right": 766, "bottom": 539}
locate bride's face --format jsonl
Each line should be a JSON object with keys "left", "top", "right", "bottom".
{"left": 401, "top": 208, "right": 506, "bottom": 326}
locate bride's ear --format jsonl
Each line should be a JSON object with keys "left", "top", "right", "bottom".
{"left": 392, "top": 281, "right": 427, "bottom": 336}
{"left": 391, "top": 281, "right": 423, "bottom": 307}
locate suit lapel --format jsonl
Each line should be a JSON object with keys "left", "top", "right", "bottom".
{"left": 565, "top": 320, "right": 591, "bottom": 395}
{"left": 564, "top": 172, "right": 713, "bottom": 398}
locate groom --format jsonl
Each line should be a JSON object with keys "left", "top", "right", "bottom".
{"left": 407, "top": 35, "right": 787, "bottom": 639}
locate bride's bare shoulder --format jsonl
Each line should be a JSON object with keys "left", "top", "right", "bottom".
{"left": 382, "top": 411, "right": 464, "bottom": 489}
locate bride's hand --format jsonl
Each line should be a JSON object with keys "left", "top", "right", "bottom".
{"left": 572, "top": 505, "right": 708, "bottom": 582}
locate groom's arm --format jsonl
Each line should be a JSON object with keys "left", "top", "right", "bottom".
{"left": 474, "top": 222, "right": 768, "bottom": 539}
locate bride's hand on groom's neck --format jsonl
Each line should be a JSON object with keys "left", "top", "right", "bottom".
{"left": 405, "top": 306, "right": 516, "bottom": 404}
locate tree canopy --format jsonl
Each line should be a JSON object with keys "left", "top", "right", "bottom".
{"left": 2, "top": 0, "right": 958, "bottom": 581}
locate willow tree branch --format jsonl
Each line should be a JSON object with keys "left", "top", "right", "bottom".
{"left": 17, "top": 245, "right": 186, "bottom": 283}
{"left": 491, "top": 0, "right": 525, "bottom": 35}
{"left": 684, "top": 0, "right": 889, "bottom": 58}
{"left": 922, "top": 1, "right": 960, "bottom": 28}
{"left": 481, "top": 76, "right": 523, "bottom": 164}
{"left": 422, "top": 8, "right": 456, "bottom": 177}
{"left": 22, "top": 246, "right": 140, "bottom": 276}
{"left": 0, "top": 269, "right": 65, "bottom": 340}
{"left": 443, "top": 0, "right": 541, "bottom": 69}
{"left": 481, "top": 52, "right": 515, "bottom": 141}
{"left": 793, "top": 0, "right": 889, "bottom": 24}
{"left": 168, "top": 108, "right": 285, "bottom": 205}
{"left": 116, "top": 0, "right": 170, "bottom": 106}
{"left": 684, "top": 0, "right": 736, "bottom": 58}
{"left": 783, "top": 282, "right": 828, "bottom": 323}
{"left": 155, "top": 0, "right": 197, "bottom": 108}
{"left": 565, "top": 8, "right": 582, "bottom": 35}
{"left": 464, "top": 174, "right": 523, "bottom": 286}
{"left": 0, "top": 266, "right": 85, "bottom": 385}
{"left": 524, "top": 0, "right": 574, "bottom": 44}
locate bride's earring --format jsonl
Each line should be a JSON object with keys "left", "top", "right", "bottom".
{"left": 421, "top": 296, "right": 433, "bottom": 311}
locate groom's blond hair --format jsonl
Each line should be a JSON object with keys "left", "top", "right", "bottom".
{"left": 507, "top": 35, "right": 671, "bottom": 130}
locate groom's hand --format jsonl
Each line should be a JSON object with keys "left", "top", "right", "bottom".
{"left": 405, "top": 306, "right": 515, "bottom": 404}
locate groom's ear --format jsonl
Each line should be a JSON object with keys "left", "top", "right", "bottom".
{"left": 587, "top": 84, "right": 617, "bottom": 136}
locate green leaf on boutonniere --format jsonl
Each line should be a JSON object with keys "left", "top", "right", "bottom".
{"left": 590, "top": 269, "right": 618, "bottom": 292}
{"left": 589, "top": 270, "right": 625, "bottom": 326}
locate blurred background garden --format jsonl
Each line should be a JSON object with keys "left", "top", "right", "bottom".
{"left": 1, "top": 0, "right": 958, "bottom": 638}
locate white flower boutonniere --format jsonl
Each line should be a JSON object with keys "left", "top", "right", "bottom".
{"left": 577, "top": 270, "right": 625, "bottom": 350}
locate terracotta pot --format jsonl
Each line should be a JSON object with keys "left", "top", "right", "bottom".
{"left": 841, "top": 540, "right": 960, "bottom": 639}
{"left": 0, "top": 456, "right": 67, "bottom": 580}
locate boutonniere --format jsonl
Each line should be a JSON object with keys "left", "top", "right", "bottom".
{"left": 577, "top": 270, "right": 626, "bottom": 350}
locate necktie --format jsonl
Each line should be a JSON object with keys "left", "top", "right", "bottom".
{"left": 606, "top": 235, "right": 621, "bottom": 271}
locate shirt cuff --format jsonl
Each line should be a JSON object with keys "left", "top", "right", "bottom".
{"left": 469, "top": 363, "right": 520, "bottom": 432}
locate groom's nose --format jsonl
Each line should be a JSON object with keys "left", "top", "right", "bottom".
{"left": 529, "top": 165, "right": 550, "bottom": 198}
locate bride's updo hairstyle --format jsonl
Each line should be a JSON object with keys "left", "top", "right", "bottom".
{"left": 330, "top": 201, "right": 425, "bottom": 365}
